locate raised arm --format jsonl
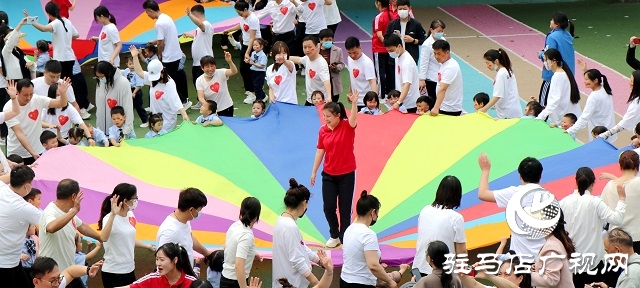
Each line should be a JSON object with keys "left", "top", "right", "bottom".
{"left": 348, "top": 90, "right": 358, "bottom": 128}
{"left": 477, "top": 153, "right": 496, "bottom": 202}
{"left": 46, "top": 191, "right": 82, "bottom": 233}
{"left": 48, "top": 78, "right": 70, "bottom": 108}
{"left": 186, "top": 7, "right": 206, "bottom": 32}
{"left": 24, "top": 10, "right": 53, "bottom": 33}
{"left": 3, "top": 81, "right": 22, "bottom": 121}
{"left": 99, "top": 195, "right": 121, "bottom": 242}
{"left": 129, "top": 46, "right": 146, "bottom": 79}
{"left": 224, "top": 51, "right": 239, "bottom": 77}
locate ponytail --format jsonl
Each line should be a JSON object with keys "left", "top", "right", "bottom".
{"left": 45, "top": 2, "right": 68, "bottom": 32}
{"left": 575, "top": 167, "right": 595, "bottom": 196}
{"left": 98, "top": 194, "right": 114, "bottom": 230}
{"left": 94, "top": 6, "right": 117, "bottom": 26}
{"left": 109, "top": 14, "right": 117, "bottom": 26}
{"left": 239, "top": 197, "right": 261, "bottom": 227}
{"left": 98, "top": 183, "right": 137, "bottom": 230}
{"left": 323, "top": 102, "right": 348, "bottom": 120}
{"left": 498, "top": 48, "right": 513, "bottom": 77}
{"left": 156, "top": 243, "right": 196, "bottom": 278}
{"left": 601, "top": 75, "right": 612, "bottom": 95}
{"left": 584, "top": 69, "right": 612, "bottom": 95}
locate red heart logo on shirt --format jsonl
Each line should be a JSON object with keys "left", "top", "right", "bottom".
{"left": 129, "top": 217, "right": 137, "bottom": 227}
{"left": 100, "top": 32, "right": 106, "bottom": 40}
{"left": 28, "top": 109, "right": 38, "bottom": 121}
{"left": 280, "top": 7, "right": 289, "bottom": 15}
{"left": 210, "top": 82, "right": 220, "bottom": 93}
{"left": 274, "top": 75, "right": 282, "bottom": 85}
{"left": 397, "top": 66, "right": 401, "bottom": 74}
{"left": 154, "top": 90, "right": 164, "bottom": 100}
{"left": 438, "top": 72, "right": 441, "bottom": 82}
{"left": 107, "top": 98, "right": 118, "bottom": 109}
{"left": 308, "top": 69, "right": 316, "bottom": 79}
{"left": 308, "top": 2, "right": 316, "bottom": 10}
{"left": 243, "top": 24, "right": 249, "bottom": 32}
{"left": 58, "top": 115, "right": 69, "bottom": 126}
{"left": 352, "top": 69, "right": 360, "bottom": 78}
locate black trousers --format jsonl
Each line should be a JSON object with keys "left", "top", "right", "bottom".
{"left": 163, "top": 59, "right": 188, "bottom": 103}
{"left": 439, "top": 110, "right": 462, "bottom": 116}
{"left": 23, "top": 156, "right": 37, "bottom": 166}
{"left": 192, "top": 65, "right": 204, "bottom": 89}
{"left": 220, "top": 275, "right": 248, "bottom": 288}
{"left": 132, "top": 88, "right": 148, "bottom": 123}
{"left": 374, "top": 52, "right": 394, "bottom": 97}
{"left": 328, "top": 23, "right": 339, "bottom": 34}
{"left": 294, "top": 21, "right": 306, "bottom": 57}
{"left": 218, "top": 105, "right": 234, "bottom": 117}
{"left": 252, "top": 70, "right": 267, "bottom": 101}
{"left": 71, "top": 72, "right": 90, "bottom": 109}
{"left": 240, "top": 44, "right": 254, "bottom": 93}
{"left": 59, "top": 60, "right": 75, "bottom": 80}
{"left": 0, "top": 264, "right": 31, "bottom": 288}
{"left": 65, "top": 278, "right": 85, "bottom": 288}
{"left": 0, "top": 88, "right": 9, "bottom": 137}
{"left": 340, "top": 279, "right": 375, "bottom": 288}
{"left": 425, "top": 80, "right": 437, "bottom": 98}
{"left": 101, "top": 270, "right": 136, "bottom": 288}
{"left": 322, "top": 170, "right": 355, "bottom": 241}
{"left": 273, "top": 31, "right": 295, "bottom": 54}
{"left": 572, "top": 261, "right": 605, "bottom": 288}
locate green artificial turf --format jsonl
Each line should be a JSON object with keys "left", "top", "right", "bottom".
{"left": 494, "top": 0, "right": 640, "bottom": 77}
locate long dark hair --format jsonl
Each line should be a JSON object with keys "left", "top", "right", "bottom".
{"left": 323, "top": 102, "right": 348, "bottom": 120}
{"left": 45, "top": 2, "right": 68, "bottom": 32}
{"left": 270, "top": 41, "right": 290, "bottom": 72}
{"left": 544, "top": 48, "right": 580, "bottom": 104}
{"left": 584, "top": 69, "right": 612, "bottom": 95}
{"left": 239, "top": 197, "right": 261, "bottom": 227}
{"left": 426, "top": 19, "right": 446, "bottom": 38}
{"left": 484, "top": 48, "right": 513, "bottom": 77}
{"left": 94, "top": 61, "right": 116, "bottom": 89}
{"left": 156, "top": 243, "right": 196, "bottom": 277}
{"left": 575, "top": 167, "right": 595, "bottom": 196}
{"left": 552, "top": 11, "right": 575, "bottom": 37}
{"left": 94, "top": 6, "right": 117, "bottom": 26}
{"left": 98, "top": 183, "right": 137, "bottom": 230}
{"left": 432, "top": 175, "right": 462, "bottom": 209}
{"left": 551, "top": 210, "right": 576, "bottom": 255}
{"left": 629, "top": 70, "right": 640, "bottom": 103}
{"left": 47, "top": 84, "right": 68, "bottom": 115}
{"left": 427, "top": 241, "right": 454, "bottom": 288}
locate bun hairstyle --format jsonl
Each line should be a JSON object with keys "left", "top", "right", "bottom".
{"left": 355, "top": 190, "right": 381, "bottom": 216}
{"left": 619, "top": 150, "right": 640, "bottom": 171}
{"left": 156, "top": 243, "right": 196, "bottom": 278}
{"left": 575, "top": 167, "right": 595, "bottom": 196}
{"left": 239, "top": 197, "right": 261, "bottom": 227}
{"left": 284, "top": 178, "right": 311, "bottom": 209}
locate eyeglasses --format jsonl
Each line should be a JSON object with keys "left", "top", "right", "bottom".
{"left": 38, "top": 275, "right": 63, "bottom": 286}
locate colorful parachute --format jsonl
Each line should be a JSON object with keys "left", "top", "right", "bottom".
{"left": 32, "top": 103, "right": 626, "bottom": 265}
{"left": 10, "top": 0, "right": 270, "bottom": 64}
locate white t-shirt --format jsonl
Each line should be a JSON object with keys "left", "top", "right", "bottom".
{"left": 240, "top": 13, "right": 262, "bottom": 46}
{"left": 157, "top": 215, "right": 195, "bottom": 267}
{"left": 493, "top": 68, "right": 523, "bottom": 119}
{"left": 195, "top": 70, "right": 234, "bottom": 111}
{"left": 493, "top": 183, "right": 546, "bottom": 260}
{"left": 267, "top": 63, "right": 297, "bottom": 104}
{"left": 144, "top": 73, "right": 183, "bottom": 131}
{"left": 437, "top": 57, "right": 464, "bottom": 112}
{"left": 222, "top": 220, "right": 256, "bottom": 280}
{"left": 42, "top": 106, "right": 83, "bottom": 138}
{"left": 300, "top": 56, "right": 330, "bottom": 103}
{"left": 296, "top": 0, "right": 327, "bottom": 34}
{"left": 2, "top": 30, "right": 24, "bottom": 80}
{"left": 39, "top": 202, "right": 84, "bottom": 271}
{"left": 323, "top": 1, "right": 341, "bottom": 26}
{"left": 418, "top": 35, "right": 443, "bottom": 82}
{"left": 395, "top": 52, "right": 419, "bottom": 109}
{"left": 601, "top": 178, "right": 640, "bottom": 241}
{"left": 413, "top": 205, "right": 466, "bottom": 274}
{"left": 272, "top": 216, "right": 317, "bottom": 288}
{"left": 32, "top": 76, "right": 77, "bottom": 103}
{"left": 348, "top": 54, "right": 376, "bottom": 106}
{"left": 4, "top": 95, "right": 52, "bottom": 158}
{"left": 155, "top": 13, "right": 182, "bottom": 63}
{"left": 0, "top": 184, "right": 41, "bottom": 268}
{"left": 566, "top": 88, "right": 615, "bottom": 141}
{"left": 341, "top": 223, "right": 380, "bottom": 286}
{"left": 192, "top": 21, "right": 214, "bottom": 66}
{"left": 264, "top": 0, "right": 296, "bottom": 34}
{"left": 50, "top": 18, "right": 78, "bottom": 61}
{"left": 98, "top": 23, "right": 121, "bottom": 67}
{"left": 102, "top": 211, "right": 137, "bottom": 273}
{"left": 536, "top": 71, "right": 582, "bottom": 125}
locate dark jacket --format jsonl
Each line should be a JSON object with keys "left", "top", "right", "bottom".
{"left": 385, "top": 18, "right": 427, "bottom": 64}
{"left": 627, "top": 46, "right": 640, "bottom": 70}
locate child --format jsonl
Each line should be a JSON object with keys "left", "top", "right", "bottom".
{"left": 139, "top": 43, "right": 158, "bottom": 64}
{"left": 40, "top": 130, "right": 59, "bottom": 151}
{"left": 251, "top": 100, "right": 266, "bottom": 118}
{"left": 416, "top": 96, "right": 434, "bottom": 115}
{"left": 311, "top": 90, "right": 325, "bottom": 106}
{"left": 360, "top": 92, "right": 382, "bottom": 115}
{"left": 561, "top": 113, "right": 577, "bottom": 130}
{"left": 204, "top": 249, "right": 224, "bottom": 288}
{"left": 67, "top": 127, "right": 87, "bottom": 146}
{"left": 194, "top": 100, "right": 224, "bottom": 127}
{"left": 523, "top": 100, "right": 542, "bottom": 118}
{"left": 122, "top": 55, "right": 148, "bottom": 128}
{"left": 22, "top": 224, "right": 38, "bottom": 283}
{"left": 473, "top": 92, "right": 490, "bottom": 111}
{"left": 7, "top": 154, "right": 24, "bottom": 167}
{"left": 24, "top": 188, "right": 42, "bottom": 209}
{"left": 386, "top": 90, "right": 408, "bottom": 113}
{"left": 75, "top": 233, "right": 101, "bottom": 288}
{"left": 86, "top": 124, "right": 109, "bottom": 147}
{"left": 247, "top": 38, "right": 268, "bottom": 103}
{"left": 591, "top": 126, "right": 607, "bottom": 139}
{"left": 108, "top": 106, "right": 136, "bottom": 147}
{"left": 145, "top": 113, "right": 168, "bottom": 138}
{"left": 376, "top": 263, "right": 409, "bottom": 288}
{"left": 34, "top": 40, "right": 50, "bottom": 77}
{"left": 318, "top": 28, "right": 345, "bottom": 102}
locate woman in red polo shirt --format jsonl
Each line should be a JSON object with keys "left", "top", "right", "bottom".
{"left": 311, "top": 92, "right": 359, "bottom": 249}
{"left": 118, "top": 243, "right": 197, "bottom": 288}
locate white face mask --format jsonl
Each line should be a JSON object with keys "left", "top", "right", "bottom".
{"left": 204, "top": 72, "right": 214, "bottom": 77}
{"left": 493, "top": 62, "right": 499, "bottom": 72}
{"left": 398, "top": 10, "right": 409, "bottom": 19}
{"left": 389, "top": 52, "right": 399, "bottom": 59}
{"left": 129, "top": 199, "right": 138, "bottom": 211}
{"left": 544, "top": 60, "right": 552, "bottom": 71}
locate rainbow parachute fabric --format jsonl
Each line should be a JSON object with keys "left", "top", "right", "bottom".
{"left": 33, "top": 103, "right": 626, "bottom": 265}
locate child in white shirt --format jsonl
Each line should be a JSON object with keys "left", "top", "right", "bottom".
{"left": 416, "top": 96, "right": 434, "bottom": 115}
{"left": 108, "top": 106, "right": 136, "bottom": 147}
{"left": 248, "top": 38, "right": 268, "bottom": 102}
{"left": 360, "top": 92, "right": 382, "bottom": 115}
{"left": 559, "top": 113, "right": 577, "bottom": 130}
{"left": 145, "top": 113, "right": 168, "bottom": 138}
{"left": 193, "top": 100, "right": 223, "bottom": 127}
{"left": 251, "top": 100, "right": 265, "bottom": 118}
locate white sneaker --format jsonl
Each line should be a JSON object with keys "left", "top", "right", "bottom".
{"left": 243, "top": 93, "right": 256, "bottom": 104}
{"left": 80, "top": 109, "right": 91, "bottom": 120}
{"left": 245, "top": 91, "right": 252, "bottom": 96}
{"left": 191, "top": 102, "right": 202, "bottom": 110}
{"left": 140, "top": 122, "right": 149, "bottom": 128}
{"left": 145, "top": 107, "right": 151, "bottom": 112}
{"left": 325, "top": 238, "right": 341, "bottom": 248}
{"left": 183, "top": 100, "right": 192, "bottom": 110}
{"left": 87, "top": 103, "right": 95, "bottom": 111}
{"left": 300, "top": 69, "right": 306, "bottom": 76}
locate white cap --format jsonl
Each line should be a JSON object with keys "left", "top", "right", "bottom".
{"left": 147, "top": 59, "right": 163, "bottom": 81}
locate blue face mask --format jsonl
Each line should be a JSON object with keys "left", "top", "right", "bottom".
{"left": 191, "top": 208, "right": 201, "bottom": 220}
{"left": 98, "top": 77, "right": 107, "bottom": 84}
{"left": 389, "top": 52, "right": 399, "bottom": 59}
{"left": 434, "top": 32, "right": 444, "bottom": 39}
{"left": 322, "top": 41, "right": 333, "bottom": 49}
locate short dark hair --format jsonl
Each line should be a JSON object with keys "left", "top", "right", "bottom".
{"left": 384, "top": 34, "right": 402, "bottom": 47}
{"left": 17, "top": 79, "right": 34, "bottom": 93}
{"left": 252, "top": 100, "right": 266, "bottom": 110}
{"left": 24, "top": 188, "right": 42, "bottom": 202}
{"left": 44, "top": 60, "right": 62, "bottom": 74}
{"left": 344, "top": 37, "right": 360, "bottom": 50}
{"left": 563, "top": 113, "right": 577, "bottom": 124}
{"left": 303, "top": 35, "right": 320, "bottom": 46}
{"left": 473, "top": 92, "right": 490, "bottom": 106}
{"left": 607, "top": 228, "right": 634, "bottom": 248}
{"left": 432, "top": 40, "right": 450, "bottom": 52}
{"left": 234, "top": 1, "right": 250, "bottom": 11}
{"left": 7, "top": 154, "right": 23, "bottom": 164}
{"left": 200, "top": 56, "right": 216, "bottom": 67}
{"left": 36, "top": 40, "right": 49, "bottom": 52}
{"left": 239, "top": 197, "right": 261, "bottom": 227}
{"left": 205, "top": 100, "right": 218, "bottom": 113}
{"left": 388, "top": 89, "right": 401, "bottom": 99}
{"left": 592, "top": 126, "right": 608, "bottom": 136}
{"left": 10, "top": 165, "right": 35, "bottom": 187}
{"left": 518, "top": 157, "right": 543, "bottom": 184}
{"left": 416, "top": 95, "right": 434, "bottom": 110}
{"left": 31, "top": 257, "right": 58, "bottom": 279}
{"left": 177, "top": 188, "right": 208, "bottom": 211}
{"left": 142, "top": 0, "right": 160, "bottom": 11}
{"left": 110, "top": 106, "right": 125, "bottom": 116}
{"left": 40, "top": 130, "right": 57, "bottom": 144}
{"left": 56, "top": 179, "right": 80, "bottom": 200}
{"left": 432, "top": 175, "right": 462, "bottom": 209}
{"left": 396, "top": 0, "right": 411, "bottom": 7}
{"left": 190, "top": 4, "right": 205, "bottom": 14}
{"left": 526, "top": 101, "right": 543, "bottom": 117}
{"left": 318, "top": 28, "right": 334, "bottom": 40}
